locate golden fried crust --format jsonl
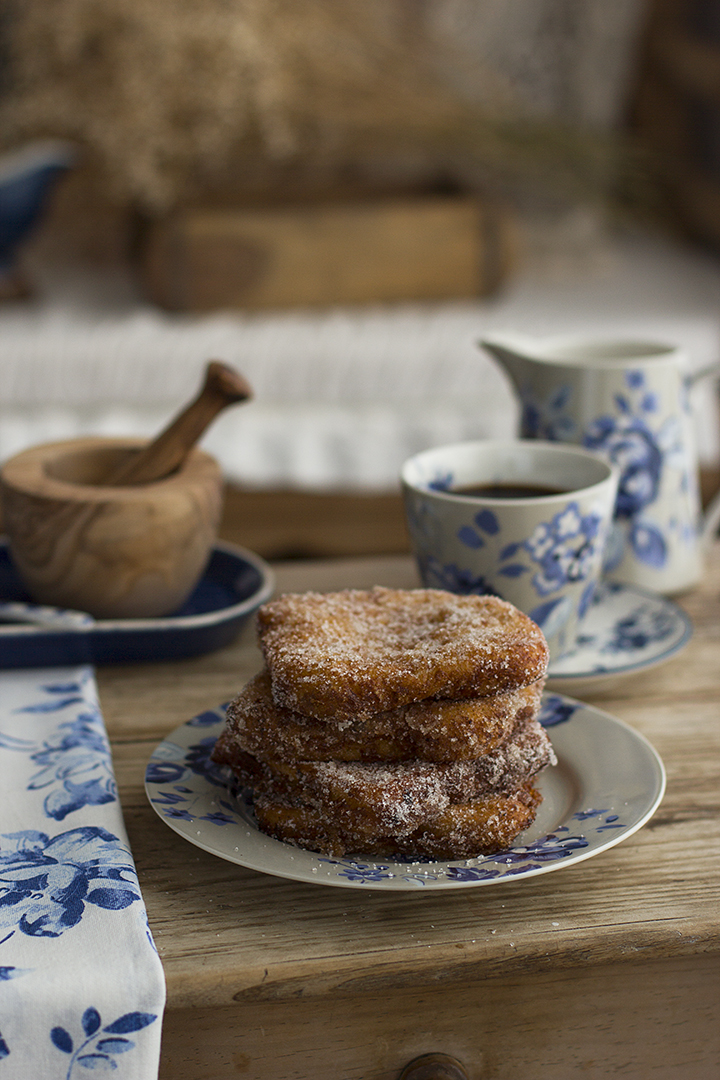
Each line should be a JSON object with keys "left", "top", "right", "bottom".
{"left": 214, "top": 716, "right": 554, "bottom": 840}
{"left": 217, "top": 670, "right": 545, "bottom": 764}
{"left": 257, "top": 587, "right": 549, "bottom": 722}
{"left": 252, "top": 783, "right": 542, "bottom": 859}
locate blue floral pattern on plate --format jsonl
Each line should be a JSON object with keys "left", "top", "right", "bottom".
{"left": 145, "top": 695, "right": 665, "bottom": 891}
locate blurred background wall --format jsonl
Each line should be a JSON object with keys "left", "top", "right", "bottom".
{"left": 1, "top": 0, "right": 720, "bottom": 558}
{"left": 0, "top": 0, "right": 652, "bottom": 262}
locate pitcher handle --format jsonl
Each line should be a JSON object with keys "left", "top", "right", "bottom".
{"left": 702, "top": 488, "right": 720, "bottom": 547}
{"left": 688, "top": 361, "right": 720, "bottom": 387}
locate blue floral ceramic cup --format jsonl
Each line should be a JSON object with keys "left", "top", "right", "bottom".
{"left": 480, "top": 334, "right": 718, "bottom": 595}
{"left": 401, "top": 439, "right": 618, "bottom": 660}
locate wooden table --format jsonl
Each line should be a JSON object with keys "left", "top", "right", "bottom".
{"left": 99, "top": 548, "right": 720, "bottom": 1080}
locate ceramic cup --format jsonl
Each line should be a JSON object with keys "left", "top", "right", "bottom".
{"left": 401, "top": 439, "right": 618, "bottom": 660}
{"left": 480, "top": 333, "right": 720, "bottom": 595}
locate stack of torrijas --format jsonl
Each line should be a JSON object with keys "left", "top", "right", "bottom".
{"left": 212, "top": 586, "right": 556, "bottom": 859}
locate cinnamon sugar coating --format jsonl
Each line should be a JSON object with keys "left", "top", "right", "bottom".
{"left": 257, "top": 587, "right": 550, "bottom": 722}
{"left": 210, "top": 585, "right": 554, "bottom": 860}
{"left": 213, "top": 716, "right": 554, "bottom": 842}
{"left": 252, "top": 782, "right": 542, "bottom": 859}
{"left": 218, "top": 669, "right": 544, "bottom": 764}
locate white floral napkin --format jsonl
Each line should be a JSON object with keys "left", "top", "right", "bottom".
{"left": 0, "top": 665, "right": 165, "bottom": 1079}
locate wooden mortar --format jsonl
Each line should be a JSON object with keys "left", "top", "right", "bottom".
{"left": 0, "top": 437, "right": 224, "bottom": 619}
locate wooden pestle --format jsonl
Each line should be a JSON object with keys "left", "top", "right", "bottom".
{"left": 105, "top": 360, "right": 252, "bottom": 486}
{"left": 0, "top": 360, "right": 252, "bottom": 617}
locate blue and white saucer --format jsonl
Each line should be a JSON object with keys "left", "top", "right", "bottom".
{"left": 546, "top": 579, "right": 692, "bottom": 690}
{"left": 0, "top": 539, "right": 274, "bottom": 668}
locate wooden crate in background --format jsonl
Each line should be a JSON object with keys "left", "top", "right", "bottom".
{"left": 139, "top": 192, "right": 517, "bottom": 313}
{"left": 218, "top": 486, "right": 411, "bottom": 561}
{"left": 216, "top": 471, "right": 720, "bottom": 561}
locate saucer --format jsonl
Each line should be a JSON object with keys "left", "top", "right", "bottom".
{"left": 0, "top": 539, "right": 274, "bottom": 667}
{"left": 546, "top": 579, "right": 692, "bottom": 690}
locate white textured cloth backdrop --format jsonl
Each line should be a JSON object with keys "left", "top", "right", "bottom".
{"left": 1, "top": 229, "right": 719, "bottom": 491}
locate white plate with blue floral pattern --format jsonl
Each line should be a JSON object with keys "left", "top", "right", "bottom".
{"left": 145, "top": 693, "right": 665, "bottom": 891}
{"left": 545, "top": 578, "right": 692, "bottom": 689}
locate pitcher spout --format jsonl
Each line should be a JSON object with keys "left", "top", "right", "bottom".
{"left": 477, "top": 333, "right": 544, "bottom": 393}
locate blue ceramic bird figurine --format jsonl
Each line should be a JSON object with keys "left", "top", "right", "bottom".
{"left": 0, "top": 139, "right": 76, "bottom": 299}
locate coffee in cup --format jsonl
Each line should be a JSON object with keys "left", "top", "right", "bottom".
{"left": 401, "top": 439, "right": 618, "bottom": 659}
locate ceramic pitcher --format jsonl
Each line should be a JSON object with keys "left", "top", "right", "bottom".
{"left": 480, "top": 333, "right": 720, "bottom": 595}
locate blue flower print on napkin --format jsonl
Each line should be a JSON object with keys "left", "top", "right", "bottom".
{"left": 25, "top": 710, "right": 117, "bottom": 821}
{"left": 3, "top": 678, "right": 117, "bottom": 821}
{"left": 50, "top": 1005, "right": 157, "bottom": 1078}
{"left": 0, "top": 665, "right": 165, "bottom": 1079}
{"left": 0, "top": 827, "right": 141, "bottom": 939}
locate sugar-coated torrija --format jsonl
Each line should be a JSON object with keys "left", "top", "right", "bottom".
{"left": 212, "top": 587, "right": 556, "bottom": 859}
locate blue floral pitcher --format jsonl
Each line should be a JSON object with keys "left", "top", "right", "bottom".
{"left": 480, "top": 333, "right": 720, "bottom": 595}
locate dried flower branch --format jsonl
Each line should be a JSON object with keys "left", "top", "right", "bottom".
{"left": 0, "top": 0, "right": 646, "bottom": 214}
